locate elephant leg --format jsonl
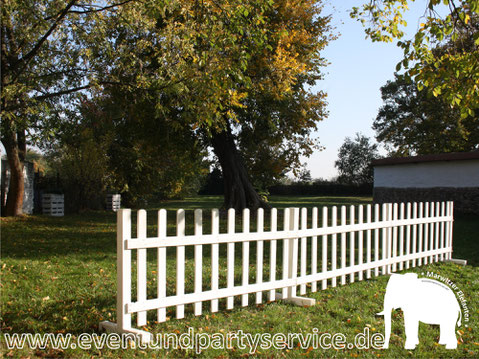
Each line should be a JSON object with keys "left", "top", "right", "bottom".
{"left": 439, "top": 324, "right": 445, "bottom": 345}
{"left": 443, "top": 322, "right": 458, "bottom": 349}
{"left": 404, "top": 312, "right": 419, "bottom": 349}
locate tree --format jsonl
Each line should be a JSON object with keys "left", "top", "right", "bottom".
{"left": 351, "top": 0, "right": 479, "bottom": 118}
{"left": 374, "top": 74, "right": 479, "bottom": 155}
{"left": 49, "top": 93, "right": 208, "bottom": 210}
{"left": 1, "top": 0, "right": 334, "bottom": 215}
{"left": 335, "top": 133, "right": 379, "bottom": 185}
{"left": 92, "top": 0, "right": 334, "bottom": 211}
{"left": 1, "top": 0, "right": 140, "bottom": 216}
{"left": 193, "top": 0, "right": 333, "bottom": 210}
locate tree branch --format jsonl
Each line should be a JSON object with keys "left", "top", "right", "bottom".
{"left": 11, "top": 0, "right": 78, "bottom": 81}
{"left": 44, "top": 0, "right": 138, "bottom": 20}
{"left": 32, "top": 84, "right": 91, "bottom": 101}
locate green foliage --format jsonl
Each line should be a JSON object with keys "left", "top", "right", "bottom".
{"left": 335, "top": 134, "right": 379, "bottom": 185}
{"left": 351, "top": 0, "right": 479, "bottom": 118}
{"left": 374, "top": 73, "right": 479, "bottom": 155}
{"left": 2, "top": 0, "right": 334, "bottom": 213}
{"left": 48, "top": 94, "right": 209, "bottom": 210}
{"left": 48, "top": 127, "right": 111, "bottom": 212}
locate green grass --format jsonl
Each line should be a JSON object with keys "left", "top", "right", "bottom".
{"left": 1, "top": 195, "right": 478, "bottom": 358}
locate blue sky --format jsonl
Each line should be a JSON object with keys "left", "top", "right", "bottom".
{"left": 306, "top": 0, "right": 428, "bottom": 179}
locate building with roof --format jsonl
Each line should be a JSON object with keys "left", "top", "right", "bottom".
{"left": 372, "top": 151, "right": 479, "bottom": 214}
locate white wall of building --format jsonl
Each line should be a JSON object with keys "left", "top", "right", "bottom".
{"left": 374, "top": 160, "right": 479, "bottom": 188}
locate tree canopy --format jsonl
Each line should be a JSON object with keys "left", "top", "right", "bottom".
{"left": 374, "top": 73, "right": 479, "bottom": 155}
{"left": 335, "top": 133, "right": 379, "bottom": 185}
{"left": 351, "top": 0, "right": 479, "bottom": 118}
{"left": 1, "top": 0, "right": 335, "bottom": 215}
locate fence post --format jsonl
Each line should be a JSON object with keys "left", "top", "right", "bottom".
{"left": 287, "top": 208, "right": 298, "bottom": 298}
{"left": 99, "top": 208, "right": 152, "bottom": 343}
{"left": 118, "top": 209, "right": 132, "bottom": 331}
{"left": 277, "top": 208, "right": 315, "bottom": 306}
{"left": 300, "top": 208, "right": 308, "bottom": 295}
{"left": 157, "top": 209, "right": 167, "bottom": 322}
{"left": 349, "top": 205, "right": 355, "bottom": 283}
{"left": 448, "top": 201, "right": 454, "bottom": 260}
{"left": 137, "top": 210, "right": 147, "bottom": 326}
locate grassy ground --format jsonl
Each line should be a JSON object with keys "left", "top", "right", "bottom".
{"left": 1, "top": 195, "right": 478, "bottom": 358}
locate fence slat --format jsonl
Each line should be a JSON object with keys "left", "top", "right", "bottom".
{"left": 211, "top": 209, "right": 219, "bottom": 313}
{"left": 300, "top": 208, "right": 307, "bottom": 295}
{"left": 341, "top": 206, "right": 347, "bottom": 285}
{"left": 118, "top": 209, "right": 132, "bottom": 330}
{"left": 425, "top": 202, "right": 430, "bottom": 263}
{"left": 429, "top": 202, "right": 435, "bottom": 263}
{"left": 288, "top": 208, "right": 299, "bottom": 298}
{"left": 157, "top": 209, "right": 167, "bottom": 322}
{"left": 405, "top": 203, "right": 411, "bottom": 269}
{"left": 137, "top": 210, "right": 147, "bottom": 326}
{"left": 374, "top": 204, "right": 379, "bottom": 276}
{"left": 282, "top": 208, "right": 290, "bottom": 299}
{"left": 448, "top": 202, "right": 454, "bottom": 259}
{"left": 349, "top": 206, "right": 355, "bottom": 283}
{"left": 440, "top": 202, "right": 445, "bottom": 261}
{"left": 242, "top": 209, "right": 250, "bottom": 307}
{"left": 387, "top": 203, "right": 393, "bottom": 273}
{"left": 392, "top": 203, "right": 398, "bottom": 272}
{"left": 176, "top": 209, "right": 185, "bottom": 319}
{"left": 398, "top": 203, "right": 404, "bottom": 270}
{"left": 381, "top": 203, "right": 388, "bottom": 275}
{"left": 366, "top": 205, "right": 371, "bottom": 279}
{"left": 227, "top": 209, "right": 235, "bottom": 310}
{"left": 269, "top": 209, "right": 277, "bottom": 301}
{"left": 332, "top": 206, "right": 337, "bottom": 287}
{"left": 358, "top": 205, "right": 364, "bottom": 281}
{"left": 417, "top": 202, "right": 423, "bottom": 266}
{"left": 311, "top": 207, "right": 318, "bottom": 292}
{"left": 321, "top": 207, "right": 328, "bottom": 290}
{"left": 256, "top": 209, "right": 264, "bottom": 304}
{"left": 194, "top": 209, "right": 203, "bottom": 316}
{"left": 412, "top": 203, "right": 417, "bottom": 267}
{"left": 435, "top": 202, "right": 440, "bottom": 262}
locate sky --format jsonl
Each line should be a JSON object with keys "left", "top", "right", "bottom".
{"left": 305, "top": 0, "right": 428, "bottom": 179}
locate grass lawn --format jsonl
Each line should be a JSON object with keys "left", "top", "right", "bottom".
{"left": 1, "top": 195, "right": 478, "bottom": 358}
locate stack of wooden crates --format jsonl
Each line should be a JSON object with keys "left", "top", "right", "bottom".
{"left": 106, "top": 194, "right": 121, "bottom": 211}
{"left": 42, "top": 194, "right": 64, "bottom": 216}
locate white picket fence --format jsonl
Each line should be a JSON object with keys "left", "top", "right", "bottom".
{"left": 100, "top": 201, "right": 454, "bottom": 342}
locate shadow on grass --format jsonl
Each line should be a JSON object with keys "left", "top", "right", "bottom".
{"left": 2, "top": 212, "right": 118, "bottom": 260}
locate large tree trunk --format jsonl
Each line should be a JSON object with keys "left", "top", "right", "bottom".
{"left": 210, "top": 125, "right": 270, "bottom": 212}
{"left": 1, "top": 123, "right": 26, "bottom": 216}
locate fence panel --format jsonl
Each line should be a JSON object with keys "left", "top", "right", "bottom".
{"left": 101, "top": 201, "right": 455, "bottom": 341}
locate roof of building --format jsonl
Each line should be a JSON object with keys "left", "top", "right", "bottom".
{"left": 372, "top": 151, "right": 479, "bottom": 166}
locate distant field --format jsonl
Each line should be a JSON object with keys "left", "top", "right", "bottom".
{"left": 2, "top": 195, "right": 478, "bottom": 358}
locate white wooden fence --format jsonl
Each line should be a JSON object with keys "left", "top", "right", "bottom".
{"left": 100, "top": 201, "right": 454, "bottom": 342}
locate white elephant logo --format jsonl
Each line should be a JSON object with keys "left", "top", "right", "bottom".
{"left": 378, "top": 273, "right": 462, "bottom": 349}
